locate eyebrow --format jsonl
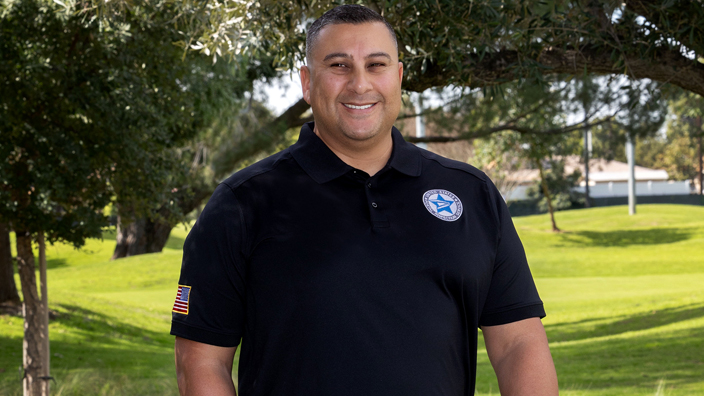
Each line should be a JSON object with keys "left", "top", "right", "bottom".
{"left": 366, "top": 52, "right": 392, "bottom": 61}
{"left": 323, "top": 52, "right": 351, "bottom": 62}
{"left": 322, "top": 52, "right": 393, "bottom": 62}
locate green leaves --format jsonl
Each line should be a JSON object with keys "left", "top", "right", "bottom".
{"left": 0, "top": 0, "right": 254, "bottom": 246}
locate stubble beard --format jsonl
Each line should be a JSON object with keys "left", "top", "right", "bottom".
{"left": 335, "top": 116, "right": 385, "bottom": 142}
{"left": 334, "top": 100, "right": 398, "bottom": 143}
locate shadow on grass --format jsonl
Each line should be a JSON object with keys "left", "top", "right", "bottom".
{"left": 101, "top": 229, "right": 117, "bottom": 242}
{"left": 163, "top": 234, "right": 185, "bottom": 251}
{"left": 559, "top": 227, "right": 696, "bottom": 247}
{"left": 0, "top": 334, "right": 178, "bottom": 396}
{"left": 551, "top": 324, "right": 704, "bottom": 391}
{"left": 50, "top": 304, "right": 171, "bottom": 347}
{"left": 0, "top": 303, "right": 178, "bottom": 395}
{"left": 546, "top": 303, "right": 704, "bottom": 343}
{"left": 18, "top": 256, "right": 69, "bottom": 270}
{"left": 47, "top": 257, "right": 68, "bottom": 269}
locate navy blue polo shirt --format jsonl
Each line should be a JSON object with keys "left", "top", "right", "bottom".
{"left": 171, "top": 122, "right": 545, "bottom": 396}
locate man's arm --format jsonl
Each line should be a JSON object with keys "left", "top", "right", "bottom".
{"left": 481, "top": 317, "right": 558, "bottom": 396}
{"left": 175, "top": 336, "right": 238, "bottom": 396}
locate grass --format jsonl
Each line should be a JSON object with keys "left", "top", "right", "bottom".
{"left": 1, "top": 205, "right": 704, "bottom": 395}
{"left": 0, "top": 226, "right": 192, "bottom": 396}
{"left": 476, "top": 205, "right": 704, "bottom": 396}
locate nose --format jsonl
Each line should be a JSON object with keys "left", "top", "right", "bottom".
{"left": 347, "top": 68, "right": 373, "bottom": 95}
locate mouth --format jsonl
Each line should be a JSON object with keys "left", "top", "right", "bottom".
{"left": 342, "top": 103, "right": 375, "bottom": 110}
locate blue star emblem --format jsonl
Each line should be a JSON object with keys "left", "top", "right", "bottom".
{"left": 429, "top": 194, "right": 454, "bottom": 214}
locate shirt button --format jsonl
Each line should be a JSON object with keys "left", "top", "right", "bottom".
{"left": 371, "top": 202, "right": 378, "bottom": 208}
{"left": 367, "top": 183, "right": 372, "bottom": 188}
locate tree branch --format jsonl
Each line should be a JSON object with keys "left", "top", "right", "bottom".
{"left": 212, "top": 98, "right": 311, "bottom": 178}
{"left": 403, "top": 45, "right": 704, "bottom": 97}
{"left": 406, "top": 116, "right": 614, "bottom": 143}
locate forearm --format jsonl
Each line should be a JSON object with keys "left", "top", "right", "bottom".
{"left": 176, "top": 361, "right": 237, "bottom": 396}
{"left": 491, "top": 337, "right": 557, "bottom": 395}
{"left": 483, "top": 318, "right": 558, "bottom": 396}
{"left": 175, "top": 337, "right": 237, "bottom": 396}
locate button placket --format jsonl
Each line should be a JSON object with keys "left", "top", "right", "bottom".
{"left": 365, "top": 177, "right": 388, "bottom": 227}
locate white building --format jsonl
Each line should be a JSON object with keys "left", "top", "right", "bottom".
{"left": 504, "top": 156, "right": 693, "bottom": 201}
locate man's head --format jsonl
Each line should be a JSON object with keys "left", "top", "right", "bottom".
{"left": 300, "top": 5, "right": 403, "bottom": 149}
{"left": 305, "top": 5, "right": 398, "bottom": 64}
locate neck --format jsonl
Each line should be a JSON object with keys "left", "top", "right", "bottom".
{"left": 313, "top": 127, "right": 393, "bottom": 177}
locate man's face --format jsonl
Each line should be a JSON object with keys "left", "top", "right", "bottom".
{"left": 300, "top": 22, "right": 403, "bottom": 145}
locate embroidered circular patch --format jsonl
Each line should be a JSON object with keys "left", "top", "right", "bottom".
{"left": 422, "top": 189, "right": 463, "bottom": 222}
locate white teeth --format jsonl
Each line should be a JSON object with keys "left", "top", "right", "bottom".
{"left": 343, "top": 103, "right": 373, "bottom": 110}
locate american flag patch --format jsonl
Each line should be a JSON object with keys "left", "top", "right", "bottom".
{"left": 173, "top": 285, "right": 191, "bottom": 315}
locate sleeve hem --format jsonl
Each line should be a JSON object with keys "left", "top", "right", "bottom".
{"left": 479, "top": 303, "right": 546, "bottom": 327}
{"left": 170, "top": 320, "right": 241, "bottom": 347}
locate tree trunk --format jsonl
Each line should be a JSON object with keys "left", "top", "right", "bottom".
{"left": 111, "top": 215, "right": 147, "bottom": 260}
{"left": 536, "top": 160, "right": 560, "bottom": 232}
{"left": 37, "top": 232, "right": 50, "bottom": 396}
{"left": 16, "top": 231, "right": 49, "bottom": 396}
{"left": 584, "top": 129, "right": 591, "bottom": 208}
{"left": 111, "top": 215, "right": 172, "bottom": 259}
{"left": 111, "top": 186, "right": 212, "bottom": 260}
{"left": 697, "top": 116, "right": 703, "bottom": 195}
{"left": 0, "top": 222, "right": 21, "bottom": 307}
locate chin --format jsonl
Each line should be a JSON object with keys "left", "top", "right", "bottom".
{"left": 341, "top": 128, "right": 380, "bottom": 142}
{"left": 338, "top": 122, "right": 385, "bottom": 142}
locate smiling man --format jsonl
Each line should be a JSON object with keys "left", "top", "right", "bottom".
{"left": 298, "top": 15, "right": 403, "bottom": 176}
{"left": 171, "top": 5, "right": 558, "bottom": 396}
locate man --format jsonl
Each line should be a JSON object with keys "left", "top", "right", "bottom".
{"left": 172, "top": 5, "right": 558, "bottom": 396}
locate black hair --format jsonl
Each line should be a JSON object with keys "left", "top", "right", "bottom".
{"left": 306, "top": 4, "right": 397, "bottom": 62}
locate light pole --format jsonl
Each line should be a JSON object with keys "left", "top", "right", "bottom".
{"left": 626, "top": 133, "right": 637, "bottom": 215}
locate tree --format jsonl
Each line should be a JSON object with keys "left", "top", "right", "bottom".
{"left": 402, "top": 73, "right": 665, "bottom": 228}
{"left": 0, "top": 0, "right": 249, "bottom": 392}
{"left": 526, "top": 160, "right": 584, "bottom": 216}
{"left": 97, "top": 0, "right": 697, "bottom": 160}
{"left": 662, "top": 91, "right": 704, "bottom": 193}
{"left": 147, "top": 0, "right": 704, "bottom": 95}
{"left": 108, "top": 58, "right": 269, "bottom": 259}
{"left": 109, "top": 94, "right": 313, "bottom": 259}
{"left": 80, "top": 1, "right": 697, "bottom": 230}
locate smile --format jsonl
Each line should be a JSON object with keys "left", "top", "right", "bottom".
{"left": 342, "top": 103, "right": 375, "bottom": 110}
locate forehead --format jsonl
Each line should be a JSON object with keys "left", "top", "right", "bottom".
{"left": 312, "top": 22, "right": 397, "bottom": 59}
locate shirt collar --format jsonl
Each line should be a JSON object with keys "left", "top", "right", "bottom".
{"left": 291, "top": 122, "right": 422, "bottom": 184}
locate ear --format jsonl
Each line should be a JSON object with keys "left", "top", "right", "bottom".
{"left": 397, "top": 62, "right": 403, "bottom": 84}
{"left": 300, "top": 65, "right": 312, "bottom": 104}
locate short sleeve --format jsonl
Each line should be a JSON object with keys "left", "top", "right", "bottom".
{"left": 479, "top": 181, "right": 545, "bottom": 327}
{"left": 170, "top": 183, "right": 247, "bottom": 347}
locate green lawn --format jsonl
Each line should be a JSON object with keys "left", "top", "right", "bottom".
{"left": 1, "top": 205, "right": 703, "bottom": 395}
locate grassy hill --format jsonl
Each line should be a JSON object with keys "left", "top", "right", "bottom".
{"left": 1, "top": 205, "right": 703, "bottom": 395}
{"left": 476, "top": 205, "right": 704, "bottom": 396}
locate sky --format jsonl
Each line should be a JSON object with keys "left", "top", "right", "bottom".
{"left": 255, "top": 73, "right": 304, "bottom": 116}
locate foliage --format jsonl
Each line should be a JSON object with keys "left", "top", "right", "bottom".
{"left": 2, "top": 205, "right": 704, "bottom": 395}
{"left": 86, "top": 0, "right": 704, "bottom": 97}
{"left": 0, "top": 0, "right": 251, "bottom": 245}
{"left": 586, "top": 86, "right": 700, "bottom": 185}
{"left": 526, "top": 159, "right": 584, "bottom": 212}
{"left": 425, "top": 75, "right": 665, "bottom": 230}
{"left": 635, "top": 124, "right": 701, "bottom": 183}
{"left": 651, "top": 91, "right": 703, "bottom": 183}
{"left": 471, "top": 137, "right": 527, "bottom": 199}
